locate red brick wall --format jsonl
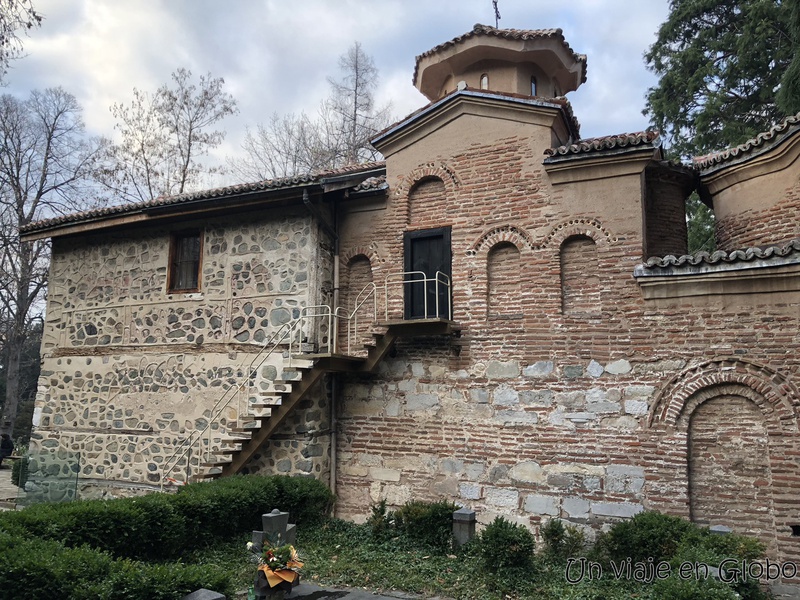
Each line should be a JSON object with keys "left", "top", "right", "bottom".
{"left": 560, "top": 235, "right": 600, "bottom": 315}
{"left": 716, "top": 180, "right": 800, "bottom": 250}
{"left": 688, "top": 394, "right": 776, "bottom": 554}
{"left": 334, "top": 127, "right": 800, "bottom": 572}
{"left": 487, "top": 242, "right": 521, "bottom": 318}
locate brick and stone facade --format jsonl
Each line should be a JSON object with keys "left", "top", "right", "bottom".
{"left": 20, "top": 23, "right": 800, "bottom": 585}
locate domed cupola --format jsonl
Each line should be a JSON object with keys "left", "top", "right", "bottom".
{"left": 413, "top": 23, "right": 587, "bottom": 102}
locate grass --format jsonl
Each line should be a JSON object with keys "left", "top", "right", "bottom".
{"left": 291, "top": 519, "right": 651, "bottom": 600}
{"left": 187, "top": 516, "right": 768, "bottom": 600}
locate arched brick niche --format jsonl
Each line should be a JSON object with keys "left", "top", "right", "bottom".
{"left": 648, "top": 359, "right": 800, "bottom": 566}
{"left": 487, "top": 241, "right": 522, "bottom": 318}
{"left": 408, "top": 177, "right": 447, "bottom": 228}
{"left": 395, "top": 163, "right": 460, "bottom": 229}
{"left": 559, "top": 235, "right": 600, "bottom": 315}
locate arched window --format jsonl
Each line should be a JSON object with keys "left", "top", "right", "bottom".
{"left": 480, "top": 73, "right": 489, "bottom": 90}
{"left": 560, "top": 235, "right": 600, "bottom": 314}
{"left": 530, "top": 76, "right": 537, "bottom": 96}
{"left": 487, "top": 242, "right": 521, "bottom": 318}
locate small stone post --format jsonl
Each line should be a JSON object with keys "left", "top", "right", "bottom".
{"left": 261, "top": 508, "right": 296, "bottom": 545}
{"left": 452, "top": 507, "right": 476, "bottom": 548}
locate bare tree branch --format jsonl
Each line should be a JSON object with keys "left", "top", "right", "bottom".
{"left": 99, "top": 69, "right": 238, "bottom": 202}
{"left": 0, "top": 87, "right": 101, "bottom": 435}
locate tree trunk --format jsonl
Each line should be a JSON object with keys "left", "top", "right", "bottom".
{"left": 1, "top": 336, "right": 23, "bottom": 437}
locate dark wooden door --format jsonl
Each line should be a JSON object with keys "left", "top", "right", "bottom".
{"left": 404, "top": 227, "right": 451, "bottom": 319}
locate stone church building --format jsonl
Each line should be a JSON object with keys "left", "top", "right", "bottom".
{"left": 20, "top": 24, "right": 800, "bottom": 574}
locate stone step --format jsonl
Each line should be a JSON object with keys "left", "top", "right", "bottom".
{"left": 286, "top": 357, "right": 315, "bottom": 369}
{"left": 258, "top": 383, "right": 291, "bottom": 393}
{"left": 213, "top": 448, "right": 239, "bottom": 455}
{"left": 279, "top": 369, "right": 304, "bottom": 382}
{"left": 220, "top": 436, "right": 252, "bottom": 446}
{"left": 249, "top": 406, "right": 272, "bottom": 418}
{"left": 253, "top": 395, "right": 283, "bottom": 406}
{"left": 201, "top": 458, "right": 232, "bottom": 468}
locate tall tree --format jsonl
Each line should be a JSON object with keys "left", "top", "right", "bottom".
{"left": 327, "top": 41, "right": 392, "bottom": 166}
{"left": 644, "top": 0, "right": 793, "bottom": 253}
{"left": 0, "top": 0, "right": 41, "bottom": 82}
{"left": 0, "top": 88, "right": 100, "bottom": 436}
{"left": 101, "top": 68, "right": 237, "bottom": 202}
{"left": 645, "top": 0, "right": 793, "bottom": 159}
{"left": 777, "top": 0, "right": 800, "bottom": 115}
{"left": 230, "top": 42, "right": 392, "bottom": 181}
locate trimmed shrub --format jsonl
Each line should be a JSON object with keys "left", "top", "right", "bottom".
{"left": 270, "top": 474, "right": 335, "bottom": 525}
{"left": 394, "top": 499, "right": 458, "bottom": 552}
{"left": 477, "top": 516, "right": 535, "bottom": 583}
{"left": 0, "top": 492, "right": 185, "bottom": 561}
{"left": 0, "top": 474, "right": 334, "bottom": 561}
{"left": 593, "top": 511, "right": 768, "bottom": 600}
{"left": 100, "top": 560, "right": 233, "bottom": 600}
{"left": 0, "top": 532, "right": 232, "bottom": 600}
{"left": 593, "top": 511, "right": 695, "bottom": 565}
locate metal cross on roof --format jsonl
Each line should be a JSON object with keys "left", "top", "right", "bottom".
{"left": 493, "top": 0, "right": 501, "bottom": 28}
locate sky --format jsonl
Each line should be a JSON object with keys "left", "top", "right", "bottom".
{"left": 4, "top": 0, "right": 670, "bottom": 187}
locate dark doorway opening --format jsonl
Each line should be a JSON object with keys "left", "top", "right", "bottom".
{"left": 403, "top": 227, "right": 452, "bottom": 319}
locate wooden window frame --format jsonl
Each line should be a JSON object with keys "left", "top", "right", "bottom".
{"left": 168, "top": 230, "right": 203, "bottom": 293}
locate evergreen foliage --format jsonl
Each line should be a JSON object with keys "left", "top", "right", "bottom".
{"left": 645, "top": 0, "right": 793, "bottom": 159}
{"left": 777, "top": 0, "right": 800, "bottom": 115}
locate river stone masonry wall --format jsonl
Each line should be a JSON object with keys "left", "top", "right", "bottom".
{"left": 31, "top": 209, "right": 333, "bottom": 497}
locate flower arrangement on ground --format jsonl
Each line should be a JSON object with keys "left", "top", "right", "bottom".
{"left": 247, "top": 539, "right": 303, "bottom": 598}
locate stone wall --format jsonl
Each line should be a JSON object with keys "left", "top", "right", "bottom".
{"left": 31, "top": 209, "right": 334, "bottom": 495}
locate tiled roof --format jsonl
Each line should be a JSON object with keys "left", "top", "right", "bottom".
{"left": 544, "top": 131, "right": 660, "bottom": 161}
{"left": 372, "top": 87, "right": 581, "bottom": 146}
{"left": 22, "top": 162, "right": 386, "bottom": 235}
{"left": 694, "top": 112, "right": 800, "bottom": 171}
{"left": 634, "top": 239, "right": 800, "bottom": 277}
{"left": 352, "top": 175, "right": 387, "bottom": 193}
{"left": 413, "top": 23, "right": 587, "bottom": 87}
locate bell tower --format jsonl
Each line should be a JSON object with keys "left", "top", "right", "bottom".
{"left": 413, "top": 23, "right": 587, "bottom": 101}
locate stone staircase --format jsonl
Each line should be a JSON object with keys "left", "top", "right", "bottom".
{"left": 196, "top": 319, "right": 459, "bottom": 481}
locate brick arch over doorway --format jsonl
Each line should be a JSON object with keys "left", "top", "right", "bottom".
{"left": 647, "top": 358, "right": 800, "bottom": 566}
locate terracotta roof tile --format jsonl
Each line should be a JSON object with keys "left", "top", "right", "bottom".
{"left": 22, "top": 161, "right": 386, "bottom": 235}
{"left": 413, "top": 23, "right": 587, "bottom": 88}
{"left": 352, "top": 175, "right": 387, "bottom": 193}
{"left": 544, "top": 130, "right": 660, "bottom": 160}
{"left": 694, "top": 112, "right": 800, "bottom": 171}
{"left": 635, "top": 238, "right": 800, "bottom": 277}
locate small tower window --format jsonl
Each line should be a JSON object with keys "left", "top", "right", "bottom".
{"left": 480, "top": 74, "right": 489, "bottom": 90}
{"left": 531, "top": 77, "right": 537, "bottom": 96}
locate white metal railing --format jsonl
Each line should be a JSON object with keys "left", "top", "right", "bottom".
{"left": 160, "top": 312, "right": 303, "bottom": 488}
{"left": 335, "top": 282, "right": 378, "bottom": 355}
{"left": 384, "top": 271, "right": 452, "bottom": 321}
{"left": 290, "top": 305, "right": 334, "bottom": 358}
{"left": 161, "top": 272, "right": 451, "bottom": 487}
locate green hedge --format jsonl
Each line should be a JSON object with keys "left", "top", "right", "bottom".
{"left": 0, "top": 474, "right": 334, "bottom": 561}
{"left": 593, "top": 511, "right": 769, "bottom": 600}
{"left": 0, "top": 474, "right": 333, "bottom": 600}
{"left": 0, "top": 533, "right": 232, "bottom": 600}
